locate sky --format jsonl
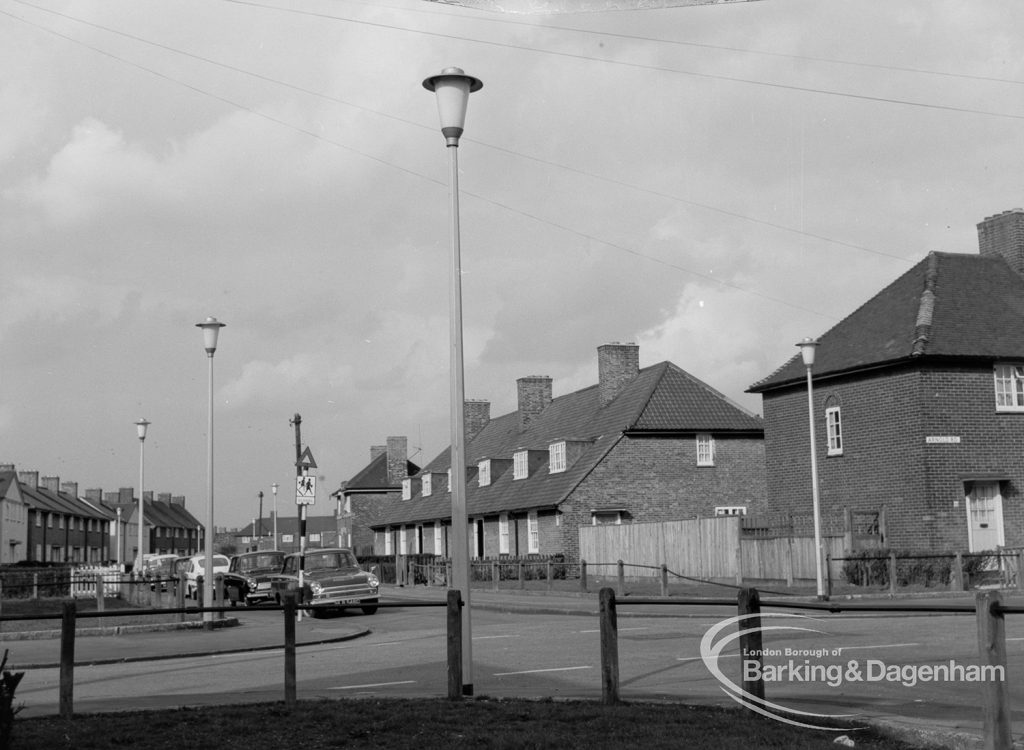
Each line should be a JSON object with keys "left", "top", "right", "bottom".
{"left": 1, "top": 0, "right": 1021, "bottom": 530}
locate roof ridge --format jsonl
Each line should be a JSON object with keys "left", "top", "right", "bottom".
{"left": 624, "top": 361, "right": 671, "bottom": 429}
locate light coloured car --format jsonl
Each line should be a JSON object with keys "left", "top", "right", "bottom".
{"left": 183, "top": 554, "right": 231, "bottom": 600}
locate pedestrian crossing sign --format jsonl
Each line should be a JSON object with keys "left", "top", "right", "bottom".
{"left": 295, "top": 475, "right": 316, "bottom": 505}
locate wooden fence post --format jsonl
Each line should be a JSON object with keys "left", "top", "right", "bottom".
{"left": 786, "top": 535, "right": 794, "bottom": 587}
{"left": 1017, "top": 552, "right": 1024, "bottom": 593}
{"left": 599, "top": 587, "right": 619, "bottom": 705}
{"left": 825, "top": 553, "right": 833, "bottom": 598}
{"left": 216, "top": 575, "right": 225, "bottom": 620}
{"left": 447, "top": 590, "right": 463, "bottom": 701}
{"left": 95, "top": 574, "right": 104, "bottom": 613}
{"left": 616, "top": 560, "right": 624, "bottom": 597}
{"left": 32, "top": 573, "right": 38, "bottom": 600}
{"left": 178, "top": 572, "right": 187, "bottom": 622}
{"left": 975, "top": 590, "right": 1010, "bottom": 749}
{"left": 660, "top": 564, "right": 668, "bottom": 597}
{"left": 580, "top": 560, "right": 588, "bottom": 592}
{"left": 491, "top": 561, "right": 499, "bottom": 592}
{"left": 738, "top": 587, "right": 765, "bottom": 702}
{"left": 888, "top": 551, "right": 897, "bottom": 596}
{"left": 283, "top": 594, "right": 297, "bottom": 707}
{"left": 59, "top": 601, "right": 76, "bottom": 720}
{"left": 518, "top": 562, "right": 525, "bottom": 590}
{"left": 547, "top": 561, "right": 553, "bottom": 591}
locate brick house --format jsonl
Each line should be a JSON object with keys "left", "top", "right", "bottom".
{"left": 748, "top": 209, "right": 1024, "bottom": 553}
{"left": 0, "top": 470, "right": 28, "bottom": 563}
{"left": 332, "top": 437, "right": 422, "bottom": 556}
{"left": 369, "top": 342, "right": 766, "bottom": 562}
{"left": 9, "top": 470, "right": 112, "bottom": 563}
{"left": 232, "top": 514, "right": 343, "bottom": 554}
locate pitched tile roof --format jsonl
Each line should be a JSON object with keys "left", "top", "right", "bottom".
{"left": 342, "top": 453, "right": 422, "bottom": 492}
{"left": 748, "top": 252, "right": 1024, "bottom": 392}
{"left": 372, "top": 360, "right": 763, "bottom": 527}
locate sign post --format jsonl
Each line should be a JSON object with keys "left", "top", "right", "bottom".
{"left": 295, "top": 447, "right": 317, "bottom": 622}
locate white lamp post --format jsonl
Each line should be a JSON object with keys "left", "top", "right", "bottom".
{"left": 196, "top": 316, "right": 225, "bottom": 626}
{"left": 797, "top": 337, "right": 826, "bottom": 600}
{"left": 116, "top": 506, "right": 123, "bottom": 572}
{"left": 134, "top": 419, "right": 150, "bottom": 574}
{"left": 271, "top": 482, "right": 279, "bottom": 550}
{"left": 423, "top": 66, "right": 482, "bottom": 697}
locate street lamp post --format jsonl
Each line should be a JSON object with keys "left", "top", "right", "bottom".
{"left": 797, "top": 338, "right": 827, "bottom": 600}
{"left": 134, "top": 419, "right": 150, "bottom": 574}
{"left": 423, "top": 66, "right": 482, "bottom": 697}
{"left": 257, "top": 490, "right": 264, "bottom": 546}
{"left": 116, "top": 507, "right": 123, "bottom": 572}
{"left": 196, "top": 316, "right": 225, "bottom": 626}
{"left": 271, "top": 482, "right": 279, "bottom": 550}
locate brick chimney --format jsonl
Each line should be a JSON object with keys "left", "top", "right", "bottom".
{"left": 171, "top": 496, "right": 185, "bottom": 506}
{"left": 517, "top": 376, "right": 552, "bottom": 430}
{"left": 465, "top": 400, "right": 491, "bottom": 442}
{"left": 41, "top": 476, "right": 60, "bottom": 494}
{"left": 61, "top": 481, "right": 79, "bottom": 499}
{"left": 144, "top": 491, "right": 154, "bottom": 503}
{"left": 158, "top": 493, "right": 172, "bottom": 504}
{"left": 598, "top": 342, "right": 640, "bottom": 407}
{"left": 17, "top": 471, "right": 38, "bottom": 489}
{"left": 386, "top": 436, "right": 408, "bottom": 486}
{"left": 119, "top": 487, "right": 133, "bottom": 503}
{"left": 978, "top": 209, "right": 1024, "bottom": 275}
{"left": 85, "top": 488, "right": 103, "bottom": 503}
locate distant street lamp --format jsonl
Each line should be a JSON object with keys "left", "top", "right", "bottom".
{"left": 423, "top": 66, "right": 482, "bottom": 697}
{"left": 797, "top": 338, "right": 827, "bottom": 600}
{"left": 271, "top": 482, "right": 279, "bottom": 550}
{"left": 134, "top": 419, "right": 150, "bottom": 574}
{"left": 257, "top": 490, "right": 264, "bottom": 544}
{"left": 196, "top": 316, "right": 225, "bottom": 626}
{"left": 116, "top": 506, "right": 123, "bottom": 572}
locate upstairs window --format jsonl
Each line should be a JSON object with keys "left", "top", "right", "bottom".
{"left": 696, "top": 434, "right": 715, "bottom": 466}
{"left": 401, "top": 478, "right": 412, "bottom": 501}
{"left": 549, "top": 442, "right": 567, "bottom": 474}
{"left": 513, "top": 451, "right": 528, "bottom": 480}
{"left": 478, "top": 460, "right": 491, "bottom": 487}
{"left": 446, "top": 469, "right": 452, "bottom": 492}
{"left": 826, "top": 406, "right": 843, "bottom": 455}
{"left": 994, "top": 364, "right": 1024, "bottom": 411}
{"left": 422, "top": 474, "right": 432, "bottom": 496}
{"left": 715, "top": 506, "right": 747, "bottom": 516}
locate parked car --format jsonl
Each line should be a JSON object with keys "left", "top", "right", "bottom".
{"left": 269, "top": 548, "right": 379, "bottom": 616}
{"left": 222, "top": 550, "right": 286, "bottom": 606}
{"left": 142, "top": 554, "right": 179, "bottom": 591}
{"left": 183, "top": 554, "right": 231, "bottom": 600}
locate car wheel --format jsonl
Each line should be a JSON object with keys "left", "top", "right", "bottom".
{"left": 361, "top": 605, "right": 378, "bottom": 616}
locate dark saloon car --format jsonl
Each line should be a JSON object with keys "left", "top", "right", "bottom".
{"left": 269, "top": 548, "right": 379, "bottom": 616}
{"left": 222, "top": 551, "right": 287, "bottom": 606}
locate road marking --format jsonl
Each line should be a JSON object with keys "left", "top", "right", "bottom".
{"left": 475, "top": 634, "right": 520, "bottom": 640}
{"left": 578, "top": 627, "right": 649, "bottom": 634}
{"left": 494, "top": 666, "right": 592, "bottom": 676}
{"left": 328, "top": 681, "right": 416, "bottom": 690}
{"left": 838, "top": 642, "right": 920, "bottom": 651}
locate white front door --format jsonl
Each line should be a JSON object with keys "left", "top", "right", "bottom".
{"left": 967, "top": 482, "right": 1004, "bottom": 552}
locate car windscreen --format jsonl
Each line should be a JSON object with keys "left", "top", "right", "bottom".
{"left": 304, "top": 552, "right": 358, "bottom": 570}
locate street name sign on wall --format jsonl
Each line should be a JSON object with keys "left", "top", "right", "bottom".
{"left": 296, "top": 475, "right": 316, "bottom": 505}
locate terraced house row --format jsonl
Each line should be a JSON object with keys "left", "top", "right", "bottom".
{"left": 337, "top": 208, "right": 1024, "bottom": 560}
{"left": 0, "top": 465, "right": 203, "bottom": 566}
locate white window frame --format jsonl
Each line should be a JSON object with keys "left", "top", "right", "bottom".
{"left": 399, "top": 527, "right": 407, "bottom": 555}
{"left": 696, "top": 434, "right": 715, "bottom": 466}
{"left": 513, "top": 451, "right": 528, "bottom": 480}
{"left": 433, "top": 522, "right": 443, "bottom": 555}
{"left": 714, "top": 506, "right": 747, "bottom": 516}
{"left": 591, "top": 511, "right": 623, "bottom": 526}
{"left": 446, "top": 469, "right": 452, "bottom": 492}
{"left": 478, "top": 460, "right": 491, "bottom": 487}
{"left": 549, "top": 442, "right": 567, "bottom": 474}
{"left": 422, "top": 474, "right": 432, "bottom": 496}
{"left": 498, "top": 513, "right": 510, "bottom": 554}
{"left": 994, "top": 364, "right": 1024, "bottom": 411}
{"left": 401, "top": 478, "right": 412, "bottom": 500}
{"left": 527, "top": 511, "right": 539, "bottom": 553}
{"left": 826, "top": 406, "right": 843, "bottom": 456}
{"left": 384, "top": 527, "right": 392, "bottom": 555}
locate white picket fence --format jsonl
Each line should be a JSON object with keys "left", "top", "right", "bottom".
{"left": 69, "top": 565, "right": 123, "bottom": 598}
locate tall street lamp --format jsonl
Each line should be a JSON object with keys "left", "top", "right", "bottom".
{"left": 423, "top": 66, "right": 482, "bottom": 697}
{"left": 134, "top": 418, "right": 150, "bottom": 573}
{"left": 197, "top": 316, "right": 225, "bottom": 626}
{"left": 257, "top": 490, "right": 264, "bottom": 545}
{"left": 797, "top": 337, "right": 826, "bottom": 600}
{"left": 271, "top": 482, "right": 279, "bottom": 550}
{"left": 116, "top": 507, "right": 123, "bottom": 572}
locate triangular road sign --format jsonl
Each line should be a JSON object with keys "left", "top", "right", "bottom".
{"left": 297, "top": 446, "right": 317, "bottom": 470}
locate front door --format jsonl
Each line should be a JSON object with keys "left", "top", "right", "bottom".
{"left": 967, "top": 481, "right": 1004, "bottom": 552}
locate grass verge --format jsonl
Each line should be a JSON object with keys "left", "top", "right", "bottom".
{"left": 10, "top": 697, "right": 941, "bottom": 750}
